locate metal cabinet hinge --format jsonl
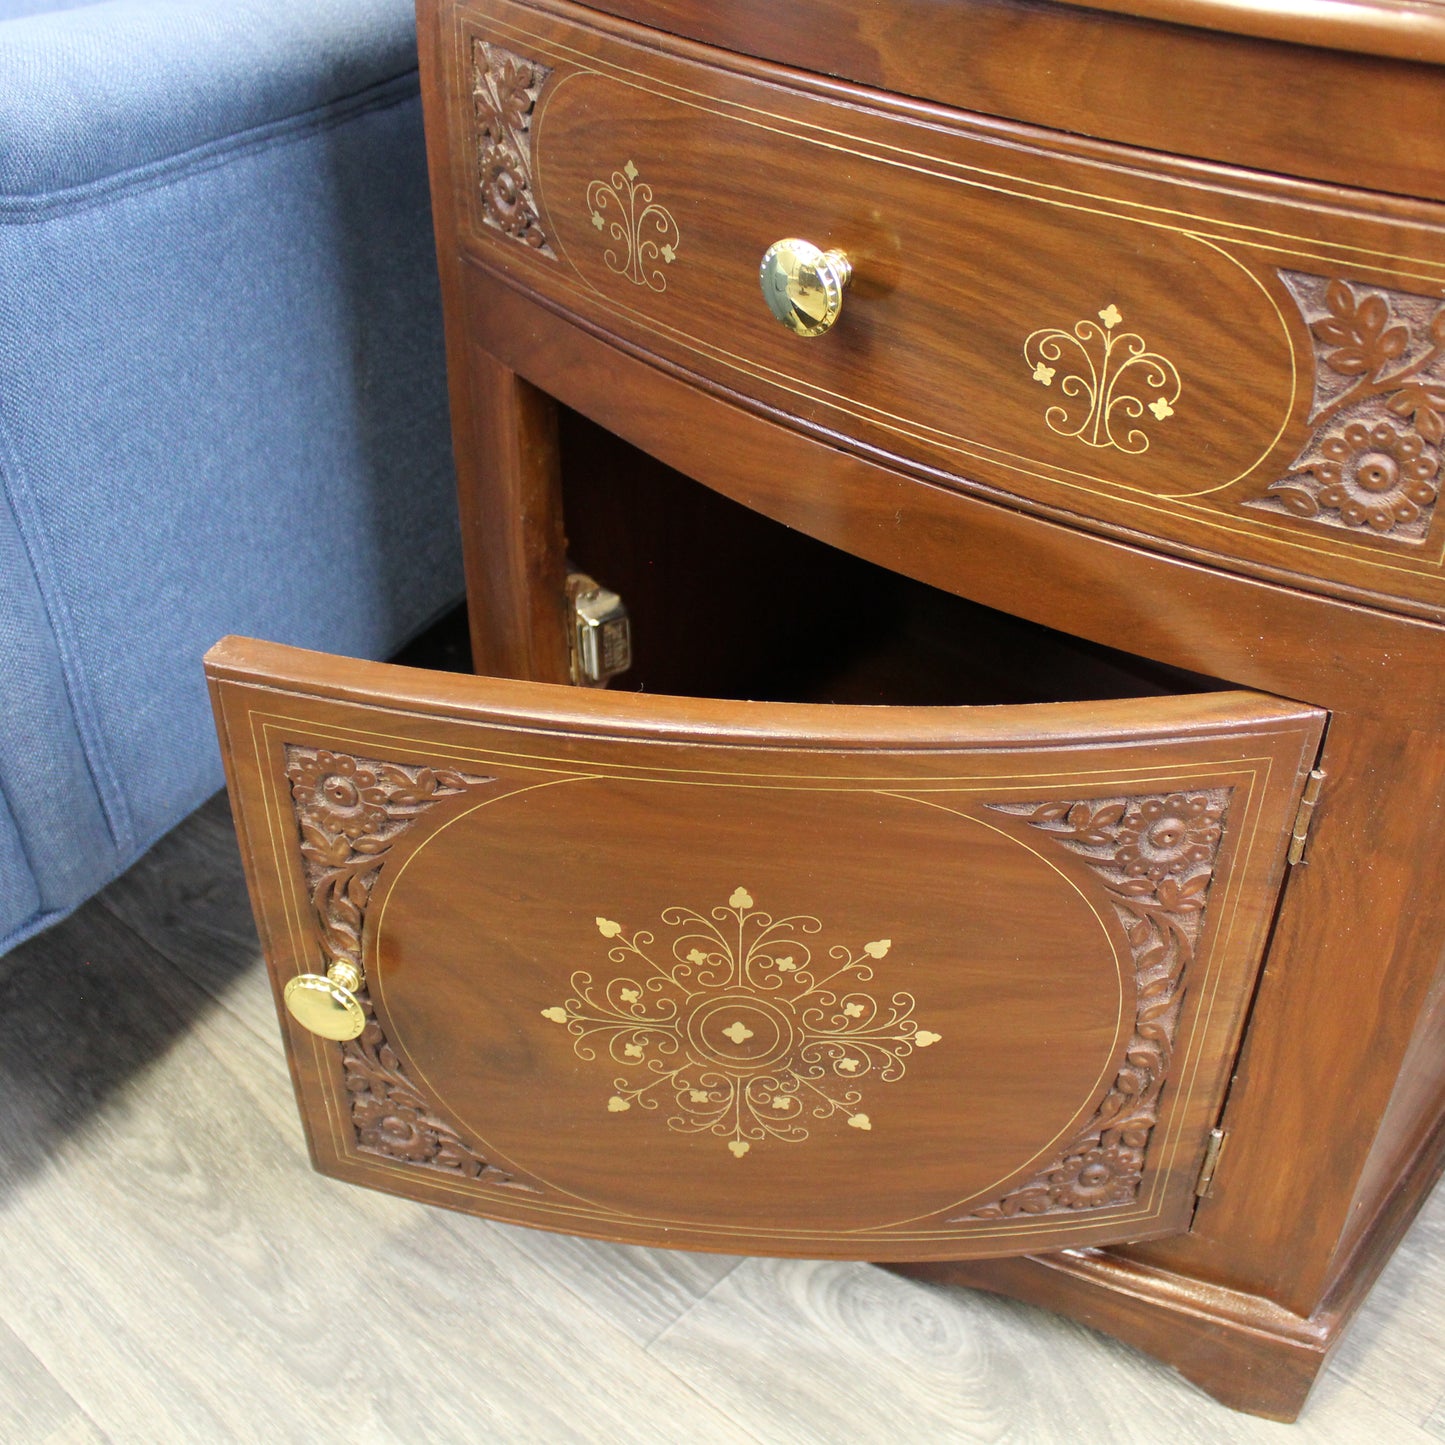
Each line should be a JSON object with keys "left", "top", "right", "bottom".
{"left": 1287, "top": 768, "right": 1326, "bottom": 866}
{"left": 566, "top": 572, "right": 632, "bottom": 687}
{"left": 1195, "top": 1127, "right": 1227, "bottom": 1197}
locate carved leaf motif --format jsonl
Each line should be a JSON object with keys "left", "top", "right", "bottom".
{"left": 471, "top": 40, "right": 554, "bottom": 256}
{"left": 1313, "top": 286, "right": 1409, "bottom": 377}
{"left": 1247, "top": 272, "right": 1445, "bottom": 541}
{"left": 284, "top": 747, "right": 538, "bottom": 1191}
{"left": 962, "top": 788, "right": 1231, "bottom": 1219}
{"left": 1387, "top": 383, "right": 1445, "bottom": 447}
{"left": 1268, "top": 485, "right": 1321, "bottom": 518}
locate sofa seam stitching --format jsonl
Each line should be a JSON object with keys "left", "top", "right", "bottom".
{"left": 0, "top": 66, "right": 423, "bottom": 223}
{"left": 0, "top": 763, "right": 42, "bottom": 924}
{"left": 0, "top": 414, "right": 134, "bottom": 859}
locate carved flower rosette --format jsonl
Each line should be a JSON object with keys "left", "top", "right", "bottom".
{"left": 471, "top": 40, "right": 554, "bottom": 256}
{"left": 1247, "top": 272, "right": 1445, "bottom": 541}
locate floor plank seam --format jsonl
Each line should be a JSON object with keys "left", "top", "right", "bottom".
{"left": 631, "top": 1354, "right": 773, "bottom": 1445}
{"left": 1422, "top": 1381, "right": 1445, "bottom": 1434}
{"left": 639, "top": 1253, "right": 752, "bottom": 1350}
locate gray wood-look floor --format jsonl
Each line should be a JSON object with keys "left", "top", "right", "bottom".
{"left": 3, "top": 791, "right": 1444, "bottom": 1444}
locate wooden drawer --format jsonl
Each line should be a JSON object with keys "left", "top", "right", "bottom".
{"left": 208, "top": 634, "right": 1322, "bottom": 1261}
{"left": 437, "top": 0, "right": 1445, "bottom": 619}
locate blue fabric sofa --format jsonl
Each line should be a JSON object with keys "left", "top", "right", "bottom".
{"left": 0, "top": 0, "right": 465, "bottom": 953}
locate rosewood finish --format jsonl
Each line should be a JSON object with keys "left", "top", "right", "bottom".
{"left": 208, "top": 0, "right": 1445, "bottom": 1421}
{"left": 443, "top": 0, "right": 1445, "bottom": 620}
{"left": 208, "top": 639, "right": 1321, "bottom": 1259}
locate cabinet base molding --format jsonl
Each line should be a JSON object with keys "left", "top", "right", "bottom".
{"left": 890, "top": 1251, "right": 1328, "bottom": 1421}
{"left": 892, "top": 1103, "right": 1445, "bottom": 1421}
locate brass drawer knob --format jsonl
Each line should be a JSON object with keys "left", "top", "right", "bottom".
{"left": 284, "top": 959, "right": 366, "bottom": 1041}
{"left": 759, "top": 238, "right": 852, "bottom": 337}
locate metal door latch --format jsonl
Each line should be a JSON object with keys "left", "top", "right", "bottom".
{"left": 567, "top": 572, "right": 632, "bottom": 686}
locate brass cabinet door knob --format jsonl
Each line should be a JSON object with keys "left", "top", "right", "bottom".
{"left": 759, "top": 238, "right": 853, "bottom": 336}
{"left": 284, "top": 959, "right": 366, "bottom": 1041}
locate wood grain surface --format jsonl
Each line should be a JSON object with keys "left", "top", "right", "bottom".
{"left": 582, "top": 0, "right": 1445, "bottom": 201}
{"left": 440, "top": 0, "right": 1445, "bottom": 620}
{"left": 207, "top": 636, "right": 1323, "bottom": 1259}
{"left": 435, "top": 257, "right": 1445, "bottom": 1305}
{"left": 406, "top": 0, "right": 1445, "bottom": 1420}
{"left": 1, "top": 791, "right": 1444, "bottom": 1441}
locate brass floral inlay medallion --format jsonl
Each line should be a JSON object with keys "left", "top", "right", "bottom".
{"left": 541, "top": 888, "right": 940, "bottom": 1157}
{"left": 1024, "top": 303, "right": 1182, "bottom": 454}
{"left": 586, "top": 159, "right": 680, "bottom": 292}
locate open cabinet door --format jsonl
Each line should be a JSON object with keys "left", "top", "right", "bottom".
{"left": 208, "top": 637, "right": 1323, "bottom": 1262}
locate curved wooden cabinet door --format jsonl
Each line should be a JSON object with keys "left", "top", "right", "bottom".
{"left": 208, "top": 638, "right": 1323, "bottom": 1261}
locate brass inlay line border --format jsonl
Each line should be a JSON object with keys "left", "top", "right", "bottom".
{"left": 474, "top": 251, "right": 1445, "bottom": 590}
{"left": 528, "top": 69, "right": 1300, "bottom": 506}
{"left": 375, "top": 778, "right": 1129, "bottom": 1231}
{"left": 462, "top": 9, "right": 1445, "bottom": 586}
{"left": 247, "top": 700, "right": 1287, "bottom": 786}
{"left": 473, "top": 7, "right": 1445, "bottom": 273}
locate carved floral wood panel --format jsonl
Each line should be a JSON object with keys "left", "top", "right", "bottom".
{"left": 1245, "top": 272, "right": 1445, "bottom": 540}
{"left": 281, "top": 751, "right": 1234, "bottom": 1219}
{"left": 963, "top": 789, "right": 1230, "bottom": 1218}
{"left": 471, "top": 40, "right": 554, "bottom": 255}
{"left": 285, "top": 747, "right": 539, "bottom": 1192}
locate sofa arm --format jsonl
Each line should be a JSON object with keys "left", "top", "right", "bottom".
{"left": 0, "top": 0, "right": 421, "bottom": 209}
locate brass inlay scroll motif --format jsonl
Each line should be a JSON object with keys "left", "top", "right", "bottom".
{"left": 1245, "top": 273, "right": 1444, "bottom": 540}
{"left": 471, "top": 40, "right": 553, "bottom": 256}
{"left": 963, "top": 790, "right": 1229, "bottom": 1218}
{"left": 586, "top": 159, "right": 680, "bottom": 292}
{"left": 542, "top": 887, "right": 940, "bottom": 1157}
{"left": 1024, "top": 303, "right": 1182, "bottom": 454}
{"left": 285, "top": 748, "right": 538, "bottom": 1192}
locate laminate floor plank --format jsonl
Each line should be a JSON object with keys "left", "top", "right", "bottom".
{"left": 94, "top": 791, "right": 279, "bottom": 1045}
{"left": 647, "top": 1255, "right": 1439, "bottom": 1444}
{"left": 1324, "top": 1179, "right": 1445, "bottom": 1426}
{"left": 0, "top": 913, "right": 762, "bottom": 1445}
{"left": 0, "top": 906, "right": 751, "bottom": 1445}
{"left": 34, "top": 1421, "right": 111, "bottom": 1445}
{"left": 0, "top": 1317, "right": 105, "bottom": 1445}
{"left": 4, "top": 797, "right": 1445, "bottom": 1443}
{"left": 485, "top": 1220, "right": 742, "bottom": 1346}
